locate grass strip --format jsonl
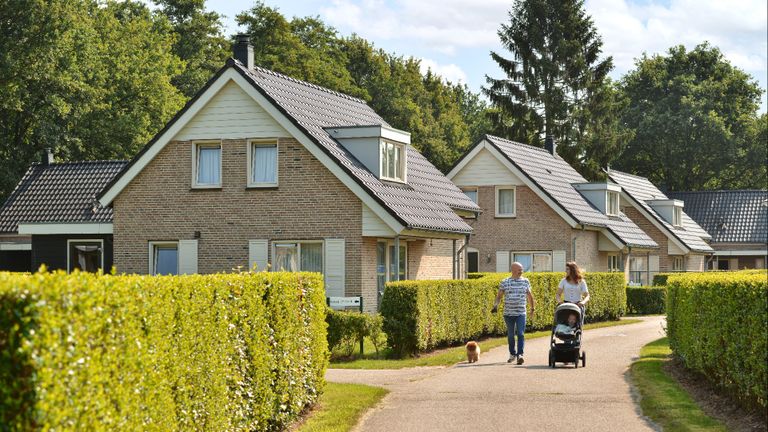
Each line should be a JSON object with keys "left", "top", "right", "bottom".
{"left": 630, "top": 337, "right": 726, "bottom": 431}
{"left": 295, "top": 383, "right": 388, "bottom": 432}
{"left": 331, "top": 318, "right": 641, "bottom": 370}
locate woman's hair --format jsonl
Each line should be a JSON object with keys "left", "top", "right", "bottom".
{"left": 565, "top": 261, "right": 584, "bottom": 284}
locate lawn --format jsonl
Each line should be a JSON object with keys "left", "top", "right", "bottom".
{"left": 295, "top": 382, "right": 388, "bottom": 432}
{"left": 330, "top": 318, "right": 641, "bottom": 369}
{"left": 630, "top": 337, "right": 726, "bottom": 432}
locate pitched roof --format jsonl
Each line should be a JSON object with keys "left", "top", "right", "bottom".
{"left": 477, "top": 135, "right": 657, "bottom": 248}
{"left": 0, "top": 161, "right": 127, "bottom": 233}
{"left": 607, "top": 170, "right": 714, "bottom": 253}
{"left": 666, "top": 190, "right": 768, "bottom": 244}
{"left": 100, "top": 59, "right": 479, "bottom": 235}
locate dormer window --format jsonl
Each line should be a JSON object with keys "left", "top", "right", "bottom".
{"left": 607, "top": 191, "right": 620, "bottom": 216}
{"left": 380, "top": 141, "right": 405, "bottom": 182}
{"left": 673, "top": 206, "right": 682, "bottom": 227}
{"left": 647, "top": 199, "right": 685, "bottom": 228}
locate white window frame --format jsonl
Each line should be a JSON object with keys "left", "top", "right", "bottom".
{"left": 495, "top": 186, "right": 517, "bottom": 218}
{"left": 377, "top": 239, "right": 408, "bottom": 282}
{"left": 606, "top": 191, "right": 620, "bottom": 216}
{"left": 247, "top": 139, "right": 279, "bottom": 188}
{"left": 271, "top": 240, "right": 324, "bottom": 273}
{"left": 191, "top": 141, "right": 222, "bottom": 188}
{"left": 148, "top": 241, "right": 179, "bottom": 275}
{"left": 379, "top": 140, "right": 407, "bottom": 182}
{"left": 673, "top": 206, "right": 683, "bottom": 227}
{"left": 671, "top": 256, "right": 684, "bottom": 272}
{"left": 608, "top": 253, "right": 621, "bottom": 272}
{"left": 461, "top": 187, "right": 478, "bottom": 219}
{"left": 512, "top": 251, "right": 552, "bottom": 272}
{"left": 66, "top": 239, "right": 105, "bottom": 273}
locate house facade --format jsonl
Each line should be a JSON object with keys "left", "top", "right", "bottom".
{"left": 447, "top": 135, "right": 658, "bottom": 281}
{"left": 92, "top": 37, "right": 479, "bottom": 311}
{"left": 607, "top": 170, "right": 714, "bottom": 283}
{"left": 667, "top": 190, "right": 767, "bottom": 270}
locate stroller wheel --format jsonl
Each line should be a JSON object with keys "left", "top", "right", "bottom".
{"left": 581, "top": 351, "right": 586, "bottom": 367}
{"left": 548, "top": 349, "right": 555, "bottom": 368}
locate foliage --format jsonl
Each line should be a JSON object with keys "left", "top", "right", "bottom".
{"left": 326, "top": 310, "right": 386, "bottom": 358}
{"left": 296, "top": 382, "right": 387, "bottom": 432}
{"left": 0, "top": 270, "right": 328, "bottom": 431}
{"left": 484, "top": 0, "right": 615, "bottom": 172}
{"left": 626, "top": 286, "right": 666, "bottom": 314}
{"left": 666, "top": 272, "right": 768, "bottom": 410}
{"left": 380, "top": 272, "right": 625, "bottom": 356}
{"left": 653, "top": 273, "right": 673, "bottom": 286}
{"left": 615, "top": 43, "right": 765, "bottom": 191}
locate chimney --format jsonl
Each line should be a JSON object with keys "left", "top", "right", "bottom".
{"left": 233, "top": 34, "right": 254, "bottom": 69}
{"left": 41, "top": 148, "right": 54, "bottom": 165}
{"left": 544, "top": 135, "right": 556, "bottom": 156}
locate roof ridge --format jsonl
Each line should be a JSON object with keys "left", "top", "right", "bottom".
{"left": 31, "top": 159, "right": 128, "bottom": 166}
{"left": 484, "top": 134, "right": 551, "bottom": 154}
{"left": 606, "top": 168, "right": 650, "bottom": 181}
{"left": 247, "top": 64, "right": 369, "bottom": 104}
{"left": 668, "top": 189, "right": 768, "bottom": 194}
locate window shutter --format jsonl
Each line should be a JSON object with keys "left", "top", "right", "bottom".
{"left": 178, "top": 240, "right": 198, "bottom": 274}
{"left": 552, "top": 250, "right": 566, "bottom": 273}
{"left": 324, "top": 239, "right": 345, "bottom": 299}
{"left": 649, "top": 255, "right": 660, "bottom": 272}
{"left": 248, "top": 239, "right": 268, "bottom": 271}
{"left": 496, "top": 251, "right": 510, "bottom": 273}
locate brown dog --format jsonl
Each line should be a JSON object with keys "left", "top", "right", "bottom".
{"left": 466, "top": 341, "right": 481, "bottom": 363}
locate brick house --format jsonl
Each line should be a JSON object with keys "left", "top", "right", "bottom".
{"left": 91, "top": 37, "right": 479, "bottom": 311}
{"left": 447, "top": 135, "right": 658, "bottom": 281}
{"left": 607, "top": 170, "right": 714, "bottom": 283}
{"left": 666, "top": 190, "right": 767, "bottom": 270}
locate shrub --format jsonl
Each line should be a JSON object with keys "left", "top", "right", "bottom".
{"left": 326, "top": 310, "right": 386, "bottom": 357}
{"left": 653, "top": 273, "right": 672, "bottom": 286}
{"left": 666, "top": 271, "right": 768, "bottom": 410}
{"left": 626, "top": 286, "right": 666, "bottom": 314}
{"left": 0, "top": 270, "right": 328, "bottom": 431}
{"left": 380, "top": 272, "right": 625, "bottom": 356}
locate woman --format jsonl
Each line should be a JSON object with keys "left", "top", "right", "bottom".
{"left": 556, "top": 262, "right": 590, "bottom": 308}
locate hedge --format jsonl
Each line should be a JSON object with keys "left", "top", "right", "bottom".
{"left": 380, "top": 272, "right": 625, "bottom": 356}
{"left": 666, "top": 271, "right": 768, "bottom": 410}
{"left": 626, "top": 286, "right": 667, "bottom": 314}
{"left": 326, "top": 310, "right": 386, "bottom": 357}
{"left": 0, "top": 270, "right": 328, "bottom": 431}
{"left": 654, "top": 269, "right": 766, "bottom": 286}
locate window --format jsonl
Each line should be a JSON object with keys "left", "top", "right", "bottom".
{"left": 495, "top": 186, "right": 516, "bottom": 217}
{"left": 608, "top": 254, "right": 621, "bottom": 272}
{"left": 671, "top": 256, "right": 684, "bottom": 272}
{"left": 513, "top": 252, "right": 552, "bottom": 272}
{"left": 248, "top": 140, "right": 278, "bottom": 187}
{"left": 193, "top": 142, "right": 221, "bottom": 187}
{"left": 607, "top": 191, "right": 620, "bottom": 216}
{"left": 463, "top": 188, "right": 478, "bottom": 204}
{"left": 376, "top": 240, "right": 407, "bottom": 305}
{"left": 380, "top": 141, "right": 406, "bottom": 182}
{"left": 150, "top": 242, "right": 178, "bottom": 275}
{"left": 273, "top": 242, "right": 323, "bottom": 272}
{"left": 629, "top": 256, "right": 647, "bottom": 285}
{"left": 67, "top": 240, "right": 103, "bottom": 273}
{"left": 467, "top": 249, "right": 479, "bottom": 273}
{"left": 673, "top": 206, "right": 682, "bottom": 227}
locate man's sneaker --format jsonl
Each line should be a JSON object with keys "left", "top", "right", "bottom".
{"left": 517, "top": 355, "right": 525, "bottom": 365}
{"left": 508, "top": 355, "right": 517, "bottom": 363}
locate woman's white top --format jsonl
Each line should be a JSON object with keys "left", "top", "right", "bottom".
{"left": 559, "top": 278, "right": 588, "bottom": 303}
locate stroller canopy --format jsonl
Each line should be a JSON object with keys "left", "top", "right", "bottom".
{"left": 555, "top": 303, "right": 582, "bottom": 325}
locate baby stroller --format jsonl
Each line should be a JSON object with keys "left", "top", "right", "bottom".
{"left": 548, "top": 302, "right": 586, "bottom": 368}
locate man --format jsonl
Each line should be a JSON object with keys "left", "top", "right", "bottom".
{"left": 491, "top": 262, "right": 535, "bottom": 364}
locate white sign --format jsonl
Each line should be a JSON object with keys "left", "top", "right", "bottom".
{"left": 328, "top": 296, "right": 362, "bottom": 309}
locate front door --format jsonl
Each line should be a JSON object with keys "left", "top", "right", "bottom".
{"left": 376, "top": 240, "right": 407, "bottom": 307}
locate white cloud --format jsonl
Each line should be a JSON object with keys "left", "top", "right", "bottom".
{"left": 419, "top": 58, "right": 468, "bottom": 83}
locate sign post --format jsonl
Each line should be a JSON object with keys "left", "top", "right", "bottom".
{"left": 327, "top": 296, "right": 364, "bottom": 354}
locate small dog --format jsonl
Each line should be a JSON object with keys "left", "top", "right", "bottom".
{"left": 466, "top": 341, "right": 481, "bottom": 363}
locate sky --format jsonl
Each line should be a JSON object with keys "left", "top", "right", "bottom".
{"left": 204, "top": 0, "right": 767, "bottom": 111}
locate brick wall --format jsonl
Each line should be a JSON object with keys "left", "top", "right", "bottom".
{"left": 571, "top": 230, "right": 605, "bottom": 272}
{"left": 623, "top": 206, "right": 671, "bottom": 272}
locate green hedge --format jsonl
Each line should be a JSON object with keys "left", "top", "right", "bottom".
{"left": 652, "top": 273, "right": 672, "bottom": 286}
{"left": 326, "top": 310, "right": 386, "bottom": 357}
{"left": 0, "top": 270, "right": 328, "bottom": 431}
{"left": 626, "top": 286, "right": 666, "bottom": 314}
{"left": 666, "top": 271, "right": 768, "bottom": 410}
{"left": 380, "top": 272, "right": 625, "bottom": 356}
{"left": 655, "top": 270, "right": 767, "bottom": 286}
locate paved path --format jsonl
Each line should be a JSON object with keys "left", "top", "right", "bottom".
{"left": 326, "top": 316, "right": 665, "bottom": 432}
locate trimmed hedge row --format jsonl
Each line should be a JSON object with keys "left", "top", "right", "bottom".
{"left": 666, "top": 271, "right": 768, "bottom": 410}
{"left": 381, "top": 272, "right": 625, "bottom": 356}
{"left": 626, "top": 286, "right": 666, "bottom": 314}
{"left": 0, "top": 270, "right": 328, "bottom": 431}
{"left": 654, "top": 269, "right": 767, "bottom": 286}
{"left": 326, "top": 310, "right": 386, "bottom": 357}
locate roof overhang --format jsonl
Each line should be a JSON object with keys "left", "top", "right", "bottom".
{"left": 713, "top": 249, "right": 768, "bottom": 257}
{"left": 324, "top": 124, "right": 411, "bottom": 144}
{"left": 616, "top": 190, "right": 691, "bottom": 254}
{"left": 573, "top": 182, "right": 622, "bottom": 193}
{"left": 0, "top": 242, "right": 31, "bottom": 251}
{"left": 17, "top": 222, "right": 114, "bottom": 235}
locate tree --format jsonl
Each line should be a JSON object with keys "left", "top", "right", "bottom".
{"left": 615, "top": 43, "right": 765, "bottom": 191}
{"left": 484, "top": 0, "right": 613, "bottom": 166}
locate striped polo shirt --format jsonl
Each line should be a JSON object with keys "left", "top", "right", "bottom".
{"left": 500, "top": 276, "right": 532, "bottom": 316}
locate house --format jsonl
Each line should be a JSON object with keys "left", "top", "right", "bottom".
{"left": 447, "top": 135, "right": 658, "bottom": 281}
{"left": 86, "top": 36, "right": 479, "bottom": 311}
{"left": 666, "top": 190, "right": 767, "bottom": 270}
{"left": 0, "top": 152, "right": 125, "bottom": 272}
{"left": 607, "top": 170, "right": 714, "bottom": 282}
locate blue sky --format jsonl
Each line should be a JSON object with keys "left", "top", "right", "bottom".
{"left": 205, "top": 0, "right": 767, "bottom": 111}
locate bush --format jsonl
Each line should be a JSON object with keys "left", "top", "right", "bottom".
{"left": 666, "top": 271, "right": 768, "bottom": 410}
{"left": 655, "top": 270, "right": 766, "bottom": 286}
{"left": 0, "top": 270, "right": 328, "bottom": 431}
{"left": 653, "top": 273, "right": 672, "bottom": 286}
{"left": 326, "top": 310, "right": 386, "bottom": 357}
{"left": 626, "top": 286, "right": 666, "bottom": 314}
{"left": 380, "top": 272, "right": 626, "bottom": 356}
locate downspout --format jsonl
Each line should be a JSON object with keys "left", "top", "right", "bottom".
{"left": 452, "top": 239, "right": 457, "bottom": 279}
{"left": 646, "top": 251, "right": 650, "bottom": 286}
{"left": 393, "top": 235, "right": 400, "bottom": 282}
{"left": 626, "top": 246, "right": 632, "bottom": 284}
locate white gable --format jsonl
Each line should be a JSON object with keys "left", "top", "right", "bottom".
{"left": 362, "top": 203, "right": 396, "bottom": 236}
{"left": 173, "top": 80, "right": 290, "bottom": 141}
{"left": 451, "top": 148, "right": 524, "bottom": 186}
